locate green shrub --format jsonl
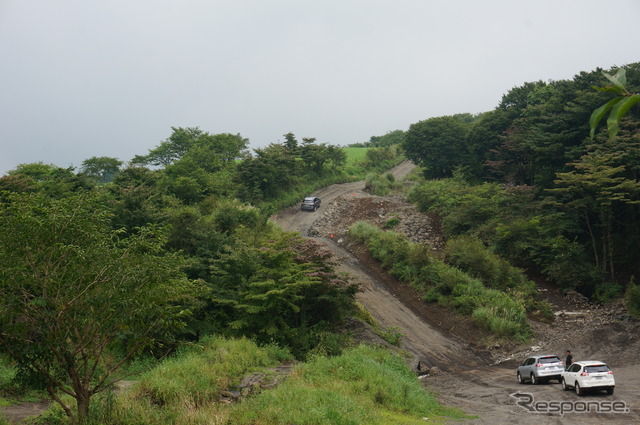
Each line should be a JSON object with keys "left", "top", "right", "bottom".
{"left": 377, "top": 327, "right": 404, "bottom": 347}
{"left": 135, "top": 337, "right": 291, "bottom": 408}
{"left": 364, "top": 173, "right": 402, "bottom": 196}
{"left": 384, "top": 217, "right": 400, "bottom": 228}
{"left": 626, "top": 278, "right": 640, "bottom": 318}
{"left": 444, "top": 236, "right": 535, "bottom": 293}
{"left": 594, "top": 282, "right": 623, "bottom": 303}
{"left": 348, "top": 221, "right": 381, "bottom": 243}
{"left": 0, "top": 358, "right": 16, "bottom": 394}
{"left": 348, "top": 222, "right": 532, "bottom": 340}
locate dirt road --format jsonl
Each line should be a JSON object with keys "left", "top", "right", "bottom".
{"left": 271, "top": 160, "right": 640, "bottom": 424}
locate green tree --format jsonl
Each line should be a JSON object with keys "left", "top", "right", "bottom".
{"left": 283, "top": 132, "right": 299, "bottom": 152}
{"left": 552, "top": 152, "right": 640, "bottom": 281}
{"left": 235, "top": 144, "right": 299, "bottom": 201}
{"left": 369, "top": 130, "right": 405, "bottom": 147}
{"left": 403, "top": 115, "right": 473, "bottom": 179}
{"left": 8, "top": 163, "right": 94, "bottom": 197}
{"left": 209, "top": 232, "right": 358, "bottom": 357}
{"left": 0, "top": 174, "right": 38, "bottom": 195}
{"left": 132, "top": 127, "right": 203, "bottom": 166}
{"left": 0, "top": 193, "right": 197, "bottom": 424}
{"left": 80, "top": 156, "right": 123, "bottom": 183}
{"left": 109, "top": 166, "right": 167, "bottom": 232}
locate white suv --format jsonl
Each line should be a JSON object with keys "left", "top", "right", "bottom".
{"left": 561, "top": 361, "right": 615, "bottom": 395}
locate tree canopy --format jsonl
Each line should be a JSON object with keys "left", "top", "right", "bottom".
{"left": 0, "top": 192, "right": 199, "bottom": 423}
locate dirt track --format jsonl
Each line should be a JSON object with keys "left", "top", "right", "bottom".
{"left": 271, "top": 160, "right": 640, "bottom": 424}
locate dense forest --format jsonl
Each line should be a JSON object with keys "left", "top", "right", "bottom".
{"left": 0, "top": 62, "right": 639, "bottom": 424}
{"left": 402, "top": 63, "right": 640, "bottom": 300}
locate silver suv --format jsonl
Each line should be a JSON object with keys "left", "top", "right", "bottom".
{"left": 517, "top": 354, "right": 564, "bottom": 384}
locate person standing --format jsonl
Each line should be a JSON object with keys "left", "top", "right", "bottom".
{"left": 565, "top": 350, "right": 573, "bottom": 369}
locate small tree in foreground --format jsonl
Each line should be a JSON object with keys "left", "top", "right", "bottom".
{"left": 0, "top": 192, "right": 198, "bottom": 424}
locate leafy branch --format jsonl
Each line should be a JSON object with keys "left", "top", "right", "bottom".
{"left": 590, "top": 68, "right": 640, "bottom": 140}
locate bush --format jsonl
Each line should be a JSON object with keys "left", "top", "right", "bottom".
{"left": 444, "top": 236, "right": 535, "bottom": 293}
{"left": 594, "top": 282, "right": 623, "bottom": 303}
{"left": 364, "top": 173, "right": 401, "bottom": 196}
{"left": 626, "top": 279, "right": 640, "bottom": 318}
{"left": 384, "top": 217, "right": 400, "bottom": 228}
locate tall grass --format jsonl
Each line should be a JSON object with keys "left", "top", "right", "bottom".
{"left": 78, "top": 339, "right": 464, "bottom": 425}
{"left": 134, "top": 337, "right": 291, "bottom": 407}
{"left": 84, "top": 337, "right": 291, "bottom": 425}
{"left": 229, "top": 345, "right": 467, "bottom": 424}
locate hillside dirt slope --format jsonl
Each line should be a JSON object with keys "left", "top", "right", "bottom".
{"left": 271, "top": 160, "right": 640, "bottom": 424}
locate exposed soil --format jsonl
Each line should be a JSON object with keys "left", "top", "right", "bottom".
{"left": 271, "top": 160, "right": 640, "bottom": 424}
{"left": 0, "top": 402, "right": 50, "bottom": 424}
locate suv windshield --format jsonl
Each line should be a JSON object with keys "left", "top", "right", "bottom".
{"left": 539, "top": 356, "right": 561, "bottom": 364}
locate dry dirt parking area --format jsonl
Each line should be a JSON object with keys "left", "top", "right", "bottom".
{"left": 271, "top": 160, "right": 640, "bottom": 424}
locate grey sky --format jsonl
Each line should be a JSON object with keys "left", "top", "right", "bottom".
{"left": 1, "top": 0, "right": 638, "bottom": 175}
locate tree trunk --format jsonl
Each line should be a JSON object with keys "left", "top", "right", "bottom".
{"left": 76, "top": 389, "right": 91, "bottom": 424}
{"left": 68, "top": 363, "right": 92, "bottom": 424}
{"left": 605, "top": 218, "right": 615, "bottom": 282}
{"left": 584, "top": 210, "right": 599, "bottom": 268}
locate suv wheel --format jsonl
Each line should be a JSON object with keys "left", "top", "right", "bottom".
{"left": 517, "top": 372, "right": 524, "bottom": 384}
{"left": 561, "top": 378, "right": 569, "bottom": 391}
{"left": 575, "top": 382, "right": 584, "bottom": 396}
{"left": 606, "top": 387, "right": 614, "bottom": 395}
{"left": 530, "top": 373, "right": 537, "bottom": 385}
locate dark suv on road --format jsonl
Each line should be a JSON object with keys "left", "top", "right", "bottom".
{"left": 301, "top": 196, "right": 321, "bottom": 211}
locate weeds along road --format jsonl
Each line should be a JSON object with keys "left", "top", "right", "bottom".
{"left": 271, "top": 160, "right": 640, "bottom": 425}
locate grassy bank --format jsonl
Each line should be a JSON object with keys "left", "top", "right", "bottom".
{"left": 348, "top": 221, "right": 537, "bottom": 342}
{"left": 12, "top": 338, "right": 465, "bottom": 425}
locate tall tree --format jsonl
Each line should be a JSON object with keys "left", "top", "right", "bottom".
{"left": 209, "top": 232, "right": 358, "bottom": 357}
{"left": 403, "top": 115, "right": 473, "bottom": 179}
{"left": 80, "top": 156, "right": 123, "bottom": 183}
{"left": 133, "top": 127, "right": 203, "bottom": 166}
{"left": 552, "top": 152, "right": 640, "bottom": 281}
{"left": 0, "top": 193, "right": 197, "bottom": 424}
{"left": 8, "top": 163, "right": 94, "bottom": 197}
{"left": 235, "top": 144, "right": 299, "bottom": 200}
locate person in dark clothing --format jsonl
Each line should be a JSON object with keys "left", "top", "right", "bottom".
{"left": 565, "top": 350, "right": 573, "bottom": 369}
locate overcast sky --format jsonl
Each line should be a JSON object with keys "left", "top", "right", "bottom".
{"left": 1, "top": 0, "right": 638, "bottom": 175}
